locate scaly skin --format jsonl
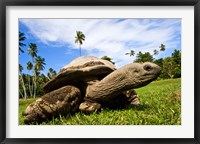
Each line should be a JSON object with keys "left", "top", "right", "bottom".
{"left": 23, "top": 86, "right": 82, "bottom": 124}
{"left": 86, "top": 62, "right": 161, "bottom": 103}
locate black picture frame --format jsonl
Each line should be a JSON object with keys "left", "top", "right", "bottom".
{"left": 0, "top": 0, "right": 200, "bottom": 144}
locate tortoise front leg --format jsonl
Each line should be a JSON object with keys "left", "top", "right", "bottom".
{"left": 79, "top": 100, "right": 101, "bottom": 114}
{"left": 98, "top": 89, "right": 140, "bottom": 109}
{"left": 22, "top": 86, "right": 82, "bottom": 124}
{"left": 124, "top": 89, "right": 140, "bottom": 106}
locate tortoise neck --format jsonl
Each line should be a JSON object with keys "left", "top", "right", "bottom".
{"left": 85, "top": 68, "right": 132, "bottom": 102}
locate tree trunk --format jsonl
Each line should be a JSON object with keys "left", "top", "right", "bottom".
{"left": 33, "top": 71, "right": 37, "bottom": 98}
{"left": 19, "top": 89, "right": 23, "bottom": 98}
{"left": 32, "top": 57, "right": 37, "bottom": 98}
{"left": 79, "top": 44, "right": 81, "bottom": 56}
{"left": 28, "top": 74, "right": 33, "bottom": 98}
{"left": 19, "top": 71, "right": 27, "bottom": 99}
{"left": 31, "top": 77, "right": 34, "bottom": 97}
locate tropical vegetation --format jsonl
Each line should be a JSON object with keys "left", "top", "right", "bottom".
{"left": 19, "top": 32, "right": 56, "bottom": 99}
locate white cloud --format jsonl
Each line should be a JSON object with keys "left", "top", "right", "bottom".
{"left": 20, "top": 18, "right": 181, "bottom": 68}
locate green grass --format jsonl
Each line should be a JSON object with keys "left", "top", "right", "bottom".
{"left": 19, "top": 78, "right": 181, "bottom": 125}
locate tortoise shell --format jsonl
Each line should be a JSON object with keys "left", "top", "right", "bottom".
{"left": 43, "top": 56, "right": 116, "bottom": 92}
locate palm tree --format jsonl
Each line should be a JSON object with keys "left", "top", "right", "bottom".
{"left": 19, "top": 64, "right": 23, "bottom": 73}
{"left": 159, "top": 44, "right": 166, "bottom": 51}
{"left": 19, "top": 64, "right": 24, "bottom": 98}
{"left": 75, "top": 31, "right": 85, "bottom": 56}
{"left": 27, "top": 61, "right": 33, "bottom": 72}
{"left": 19, "top": 32, "right": 26, "bottom": 54}
{"left": 125, "top": 50, "right": 135, "bottom": 56}
{"left": 101, "top": 56, "right": 115, "bottom": 65}
{"left": 19, "top": 64, "right": 27, "bottom": 99}
{"left": 40, "top": 74, "right": 49, "bottom": 82}
{"left": 153, "top": 49, "right": 159, "bottom": 56}
{"left": 47, "top": 68, "right": 57, "bottom": 79}
{"left": 28, "top": 43, "right": 38, "bottom": 59}
{"left": 27, "top": 43, "right": 38, "bottom": 98}
{"left": 34, "top": 56, "right": 46, "bottom": 71}
{"left": 26, "top": 61, "right": 33, "bottom": 98}
{"left": 34, "top": 56, "right": 46, "bottom": 97}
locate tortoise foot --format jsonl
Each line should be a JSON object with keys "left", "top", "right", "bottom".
{"left": 79, "top": 101, "right": 101, "bottom": 113}
{"left": 125, "top": 90, "right": 140, "bottom": 106}
{"left": 130, "top": 95, "right": 140, "bottom": 106}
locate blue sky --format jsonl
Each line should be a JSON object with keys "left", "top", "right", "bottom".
{"left": 19, "top": 18, "right": 181, "bottom": 75}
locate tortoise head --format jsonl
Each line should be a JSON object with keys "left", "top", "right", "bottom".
{"left": 126, "top": 62, "right": 161, "bottom": 88}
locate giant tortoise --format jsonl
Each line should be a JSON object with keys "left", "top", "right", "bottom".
{"left": 23, "top": 56, "right": 161, "bottom": 124}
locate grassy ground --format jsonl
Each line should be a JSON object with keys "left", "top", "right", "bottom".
{"left": 19, "top": 78, "right": 181, "bottom": 125}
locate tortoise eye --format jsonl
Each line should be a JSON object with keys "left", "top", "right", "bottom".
{"left": 144, "top": 65, "right": 152, "bottom": 71}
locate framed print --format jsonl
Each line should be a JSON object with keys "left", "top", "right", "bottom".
{"left": 0, "top": 0, "right": 200, "bottom": 144}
